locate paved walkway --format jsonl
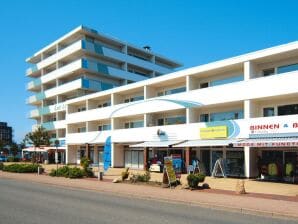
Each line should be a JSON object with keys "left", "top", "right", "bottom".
{"left": 1, "top": 171, "right": 298, "bottom": 219}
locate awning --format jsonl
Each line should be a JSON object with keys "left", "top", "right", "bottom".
{"left": 130, "top": 140, "right": 184, "bottom": 148}
{"left": 173, "top": 139, "right": 237, "bottom": 147}
{"left": 22, "top": 146, "right": 66, "bottom": 152}
{"left": 233, "top": 138, "right": 298, "bottom": 147}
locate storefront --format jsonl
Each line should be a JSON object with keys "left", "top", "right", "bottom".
{"left": 234, "top": 138, "right": 298, "bottom": 183}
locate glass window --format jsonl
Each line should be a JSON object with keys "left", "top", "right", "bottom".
{"left": 210, "top": 110, "right": 243, "bottom": 121}
{"left": 263, "top": 68, "right": 275, "bottom": 76}
{"left": 277, "top": 63, "right": 298, "bottom": 74}
{"left": 165, "top": 116, "right": 186, "bottom": 125}
{"left": 157, "top": 118, "right": 164, "bottom": 126}
{"left": 102, "top": 124, "right": 111, "bottom": 130}
{"left": 157, "top": 92, "right": 164, "bottom": 96}
{"left": 78, "top": 127, "right": 86, "bottom": 133}
{"left": 200, "top": 114, "right": 209, "bottom": 122}
{"left": 165, "top": 87, "right": 186, "bottom": 95}
{"left": 131, "top": 121, "right": 144, "bottom": 128}
{"left": 124, "top": 123, "right": 129, "bottom": 129}
{"left": 200, "top": 82, "right": 209, "bottom": 88}
{"left": 210, "top": 75, "right": 244, "bottom": 87}
{"left": 278, "top": 104, "right": 298, "bottom": 116}
{"left": 263, "top": 107, "right": 275, "bottom": 117}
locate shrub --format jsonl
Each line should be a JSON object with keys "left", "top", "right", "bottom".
{"left": 121, "top": 167, "right": 129, "bottom": 180}
{"left": 84, "top": 168, "right": 94, "bottom": 177}
{"left": 68, "top": 167, "right": 84, "bottom": 178}
{"left": 131, "top": 171, "right": 151, "bottom": 183}
{"left": 3, "top": 163, "right": 40, "bottom": 173}
{"left": 187, "top": 173, "right": 206, "bottom": 189}
{"left": 50, "top": 166, "right": 84, "bottom": 178}
{"left": 80, "top": 157, "right": 91, "bottom": 170}
{"left": 0, "top": 162, "right": 3, "bottom": 170}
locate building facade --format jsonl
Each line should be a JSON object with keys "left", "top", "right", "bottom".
{"left": 64, "top": 41, "right": 298, "bottom": 182}
{"left": 26, "top": 25, "right": 182, "bottom": 152}
{"left": 0, "top": 122, "right": 12, "bottom": 144}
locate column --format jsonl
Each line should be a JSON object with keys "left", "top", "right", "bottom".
{"left": 85, "top": 143, "right": 89, "bottom": 159}
{"left": 244, "top": 146, "right": 250, "bottom": 178}
{"left": 94, "top": 146, "right": 99, "bottom": 164}
{"left": 143, "top": 147, "right": 149, "bottom": 171}
{"left": 185, "top": 147, "right": 191, "bottom": 168}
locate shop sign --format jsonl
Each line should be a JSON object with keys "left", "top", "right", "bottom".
{"left": 200, "top": 126, "right": 228, "bottom": 139}
{"left": 163, "top": 156, "right": 177, "bottom": 185}
{"left": 249, "top": 121, "right": 298, "bottom": 135}
{"left": 172, "top": 154, "right": 182, "bottom": 178}
{"left": 235, "top": 141, "right": 298, "bottom": 147}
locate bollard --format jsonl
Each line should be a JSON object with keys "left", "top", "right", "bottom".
{"left": 98, "top": 171, "right": 103, "bottom": 181}
{"left": 38, "top": 167, "right": 41, "bottom": 175}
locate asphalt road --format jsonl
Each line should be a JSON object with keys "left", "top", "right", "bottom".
{"left": 0, "top": 178, "right": 296, "bottom": 224}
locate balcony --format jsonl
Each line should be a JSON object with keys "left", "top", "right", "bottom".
{"left": 41, "top": 120, "right": 66, "bottom": 131}
{"left": 27, "top": 77, "right": 104, "bottom": 104}
{"left": 26, "top": 40, "right": 82, "bottom": 76}
{"left": 82, "top": 40, "right": 173, "bottom": 74}
{"left": 28, "top": 103, "right": 66, "bottom": 118}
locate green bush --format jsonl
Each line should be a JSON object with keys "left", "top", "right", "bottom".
{"left": 0, "top": 162, "right": 3, "bottom": 170}
{"left": 49, "top": 166, "right": 84, "bottom": 178}
{"left": 3, "top": 163, "right": 40, "bottom": 173}
{"left": 80, "top": 157, "right": 91, "bottom": 170}
{"left": 131, "top": 171, "right": 151, "bottom": 183}
{"left": 187, "top": 173, "right": 206, "bottom": 189}
{"left": 84, "top": 168, "right": 94, "bottom": 177}
{"left": 68, "top": 167, "right": 84, "bottom": 178}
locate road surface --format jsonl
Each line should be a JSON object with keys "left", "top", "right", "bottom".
{"left": 0, "top": 178, "right": 296, "bottom": 224}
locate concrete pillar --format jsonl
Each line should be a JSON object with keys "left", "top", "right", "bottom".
{"left": 244, "top": 146, "right": 250, "bottom": 178}
{"left": 186, "top": 75, "right": 198, "bottom": 91}
{"left": 244, "top": 61, "right": 257, "bottom": 81}
{"left": 111, "top": 143, "right": 115, "bottom": 167}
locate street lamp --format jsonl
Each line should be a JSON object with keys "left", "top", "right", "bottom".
{"left": 54, "top": 140, "right": 59, "bottom": 171}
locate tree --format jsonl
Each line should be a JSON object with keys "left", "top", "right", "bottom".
{"left": 25, "top": 127, "right": 50, "bottom": 163}
{"left": 9, "top": 142, "right": 19, "bottom": 156}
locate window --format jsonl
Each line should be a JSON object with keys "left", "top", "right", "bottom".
{"left": 200, "top": 114, "right": 209, "bottom": 122}
{"left": 278, "top": 104, "right": 298, "bottom": 116}
{"left": 277, "top": 63, "right": 298, "bottom": 74}
{"left": 98, "top": 124, "right": 111, "bottom": 131}
{"left": 157, "top": 118, "right": 164, "bottom": 126}
{"left": 98, "top": 101, "right": 111, "bottom": 108}
{"left": 158, "top": 87, "right": 186, "bottom": 97}
{"left": 200, "top": 82, "right": 209, "bottom": 89}
{"left": 165, "top": 116, "right": 186, "bottom": 125}
{"left": 263, "top": 68, "right": 275, "bottom": 77}
{"left": 78, "top": 107, "right": 86, "bottom": 112}
{"left": 263, "top": 107, "right": 275, "bottom": 117}
{"left": 78, "top": 127, "right": 86, "bottom": 133}
{"left": 124, "top": 95, "right": 144, "bottom": 103}
{"left": 124, "top": 121, "right": 144, "bottom": 129}
{"left": 210, "top": 75, "right": 244, "bottom": 87}
{"left": 210, "top": 110, "right": 243, "bottom": 121}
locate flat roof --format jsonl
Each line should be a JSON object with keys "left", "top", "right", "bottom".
{"left": 26, "top": 25, "right": 182, "bottom": 68}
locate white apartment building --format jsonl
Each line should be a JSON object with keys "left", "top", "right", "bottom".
{"left": 26, "top": 25, "right": 181, "bottom": 162}
{"left": 64, "top": 41, "right": 298, "bottom": 182}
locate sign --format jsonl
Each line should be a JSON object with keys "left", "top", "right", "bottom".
{"left": 103, "top": 136, "right": 111, "bottom": 172}
{"left": 163, "top": 156, "right": 177, "bottom": 186}
{"left": 172, "top": 154, "right": 182, "bottom": 178}
{"left": 200, "top": 126, "right": 228, "bottom": 139}
{"left": 249, "top": 121, "right": 298, "bottom": 136}
{"left": 235, "top": 141, "right": 298, "bottom": 147}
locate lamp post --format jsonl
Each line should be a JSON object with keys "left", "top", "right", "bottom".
{"left": 54, "top": 140, "right": 59, "bottom": 171}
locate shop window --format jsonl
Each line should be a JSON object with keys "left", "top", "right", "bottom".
{"left": 226, "top": 151, "right": 244, "bottom": 177}
{"left": 278, "top": 104, "right": 298, "bottom": 116}
{"left": 263, "top": 107, "right": 275, "bottom": 117}
{"left": 263, "top": 68, "right": 275, "bottom": 77}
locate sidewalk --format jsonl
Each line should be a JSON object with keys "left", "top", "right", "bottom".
{"left": 1, "top": 171, "right": 298, "bottom": 219}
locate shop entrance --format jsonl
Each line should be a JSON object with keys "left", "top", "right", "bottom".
{"left": 211, "top": 151, "right": 223, "bottom": 173}
{"left": 201, "top": 150, "right": 210, "bottom": 175}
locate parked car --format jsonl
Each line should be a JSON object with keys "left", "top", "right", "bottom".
{"left": 0, "top": 155, "right": 7, "bottom": 162}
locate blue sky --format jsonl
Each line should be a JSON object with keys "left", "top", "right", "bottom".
{"left": 0, "top": 0, "right": 298, "bottom": 142}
